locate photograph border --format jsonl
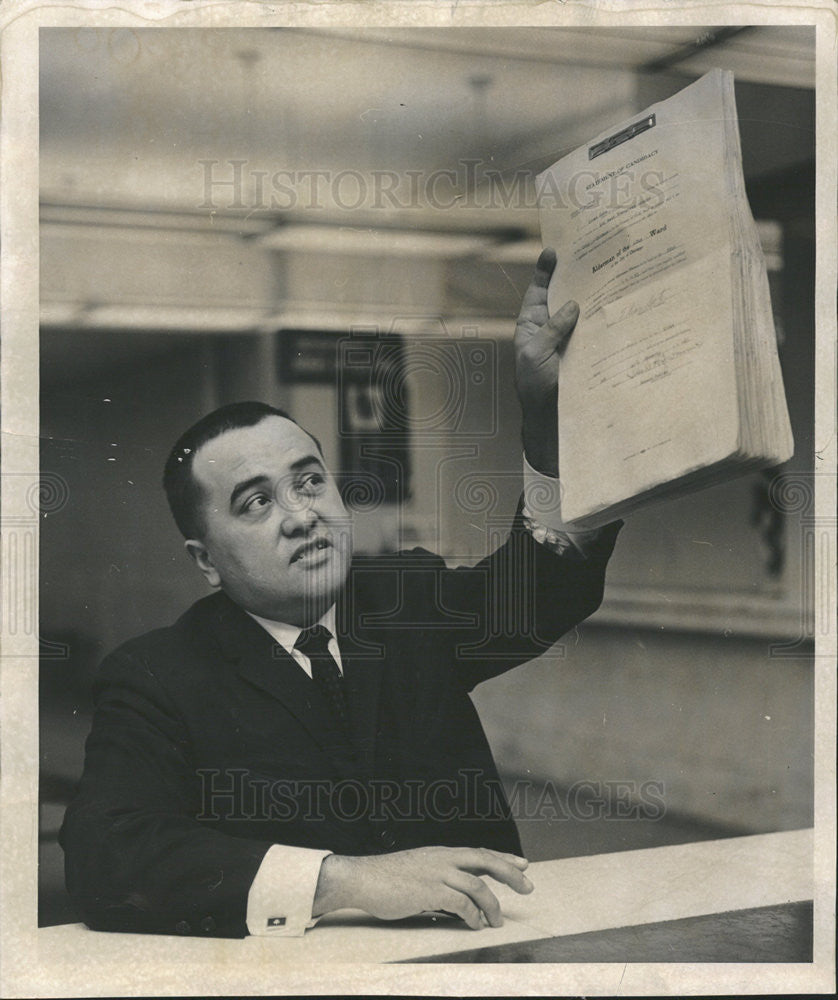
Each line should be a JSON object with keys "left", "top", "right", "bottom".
{"left": 2, "top": 2, "right": 835, "bottom": 996}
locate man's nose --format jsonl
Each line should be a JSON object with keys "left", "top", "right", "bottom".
{"left": 279, "top": 498, "right": 317, "bottom": 537}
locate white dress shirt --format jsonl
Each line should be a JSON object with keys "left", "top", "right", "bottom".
{"left": 247, "top": 605, "right": 343, "bottom": 679}
{"left": 243, "top": 460, "right": 606, "bottom": 935}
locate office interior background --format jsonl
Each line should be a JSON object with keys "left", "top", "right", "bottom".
{"left": 38, "top": 26, "right": 815, "bottom": 925}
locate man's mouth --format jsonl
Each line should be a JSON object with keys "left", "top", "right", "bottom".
{"left": 290, "top": 536, "right": 333, "bottom": 564}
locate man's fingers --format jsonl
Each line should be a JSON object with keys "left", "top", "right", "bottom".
{"left": 544, "top": 299, "right": 580, "bottom": 354}
{"left": 445, "top": 871, "right": 503, "bottom": 927}
{"left": 443, "top": 889, "right": 483, "bottom": 930}
{"left": 516, "top": 246, "right": 579, "bottom": 366}
{"left": 493, "top": 850, "right": 529, "bottom": 870}
{"left": 457, "top": 848, "right": 535, "bottom": 895}
{"left": 517, "top": 247, "right": 557, "bottom": 316}
{"left": 517, "top": 299, "right": 579, "bottom": 376}
{"left": 530, "top": 246, "right": 557, "bottom": 289}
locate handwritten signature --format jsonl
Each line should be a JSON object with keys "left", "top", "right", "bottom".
{"left": 607, "top": 285, "right": 675, "bottom": 326}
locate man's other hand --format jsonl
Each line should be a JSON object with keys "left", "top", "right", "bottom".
{"left": 514, "top": 247, "right": 580, "bottom": 476}
{"left": 313, "top": 846, "right": 533, "bottom": 929}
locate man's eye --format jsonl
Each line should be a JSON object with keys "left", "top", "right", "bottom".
{"left": 297, "top": 472, "right": 326, "bottom": 493}
{"left": 243, "top": 493, "right": 272, "bottom": 512}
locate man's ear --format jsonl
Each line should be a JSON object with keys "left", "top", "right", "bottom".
{"left": 184, "top": 539, "right": 221, "bottom": 588}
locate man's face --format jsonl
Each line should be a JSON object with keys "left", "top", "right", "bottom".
{"left": 185, "top": 416, "right": 353, "bottom": 625}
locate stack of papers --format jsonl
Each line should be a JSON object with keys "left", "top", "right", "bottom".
{"left": 537, "top": 69, "right": 794, "bottom": 529}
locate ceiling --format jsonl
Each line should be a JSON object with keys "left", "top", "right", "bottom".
{"left": 40, "top": 26, "right": 815, "bottom": 215}
{"left": 38, "top": 24, "right": 816, "bottom": 376}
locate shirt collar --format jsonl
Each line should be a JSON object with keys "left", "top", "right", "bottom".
{"left": 246, "top": 604, "right": 337, "bottom": 658}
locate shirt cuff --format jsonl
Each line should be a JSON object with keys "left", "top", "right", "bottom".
{"left": 246, "top": 844, "right": 333, "bottom": 937}
{"left": 522, "top": 455, "right": 603, "bottom": 557}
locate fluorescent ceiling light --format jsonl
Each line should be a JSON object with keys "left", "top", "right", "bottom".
{"left": 257, "top": 224, "right": 500, "bottom": 257}
{"left": 481, "top": 238, "right": 545, "bottom": 264}
{"left": 40, "top": 301, "right": 87, "bottom": 327}
{"left": 80, "top": 304, "right": 269, "bottom": 332}
{"left": 39, "top": 204, "right": 271, "bottom": 236}
{"left": 267, "top": 307, "right": 517, "bottom": 339}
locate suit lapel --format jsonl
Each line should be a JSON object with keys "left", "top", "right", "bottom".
{"left": 208, "top": 587, "right": 387, "bottom": 776}
{"left": 211, "top": 594, "right": 337, "bottom": 751}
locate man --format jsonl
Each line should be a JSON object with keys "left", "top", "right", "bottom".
{"left": 61, "top": 249, "right": 621, "bottom": 938}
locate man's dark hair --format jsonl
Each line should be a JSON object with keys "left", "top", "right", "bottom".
{"left": 163, "top": 401, "right": 322, "bottom": 540}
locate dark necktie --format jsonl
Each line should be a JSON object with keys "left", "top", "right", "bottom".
{"left": 295, "top": 624, "right": 350, "bottom": 733}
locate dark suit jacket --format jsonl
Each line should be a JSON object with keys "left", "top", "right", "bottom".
{"left": 60, "top": 512, "right": 621, "bottom": 937}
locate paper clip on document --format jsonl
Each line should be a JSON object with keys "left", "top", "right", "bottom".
{"left": 589, "top": 114, "right": 656, "bottom": 160}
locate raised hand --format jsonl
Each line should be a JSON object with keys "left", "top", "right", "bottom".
{"left": 514, "top": 247, "right": 580, "bottom": 476}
